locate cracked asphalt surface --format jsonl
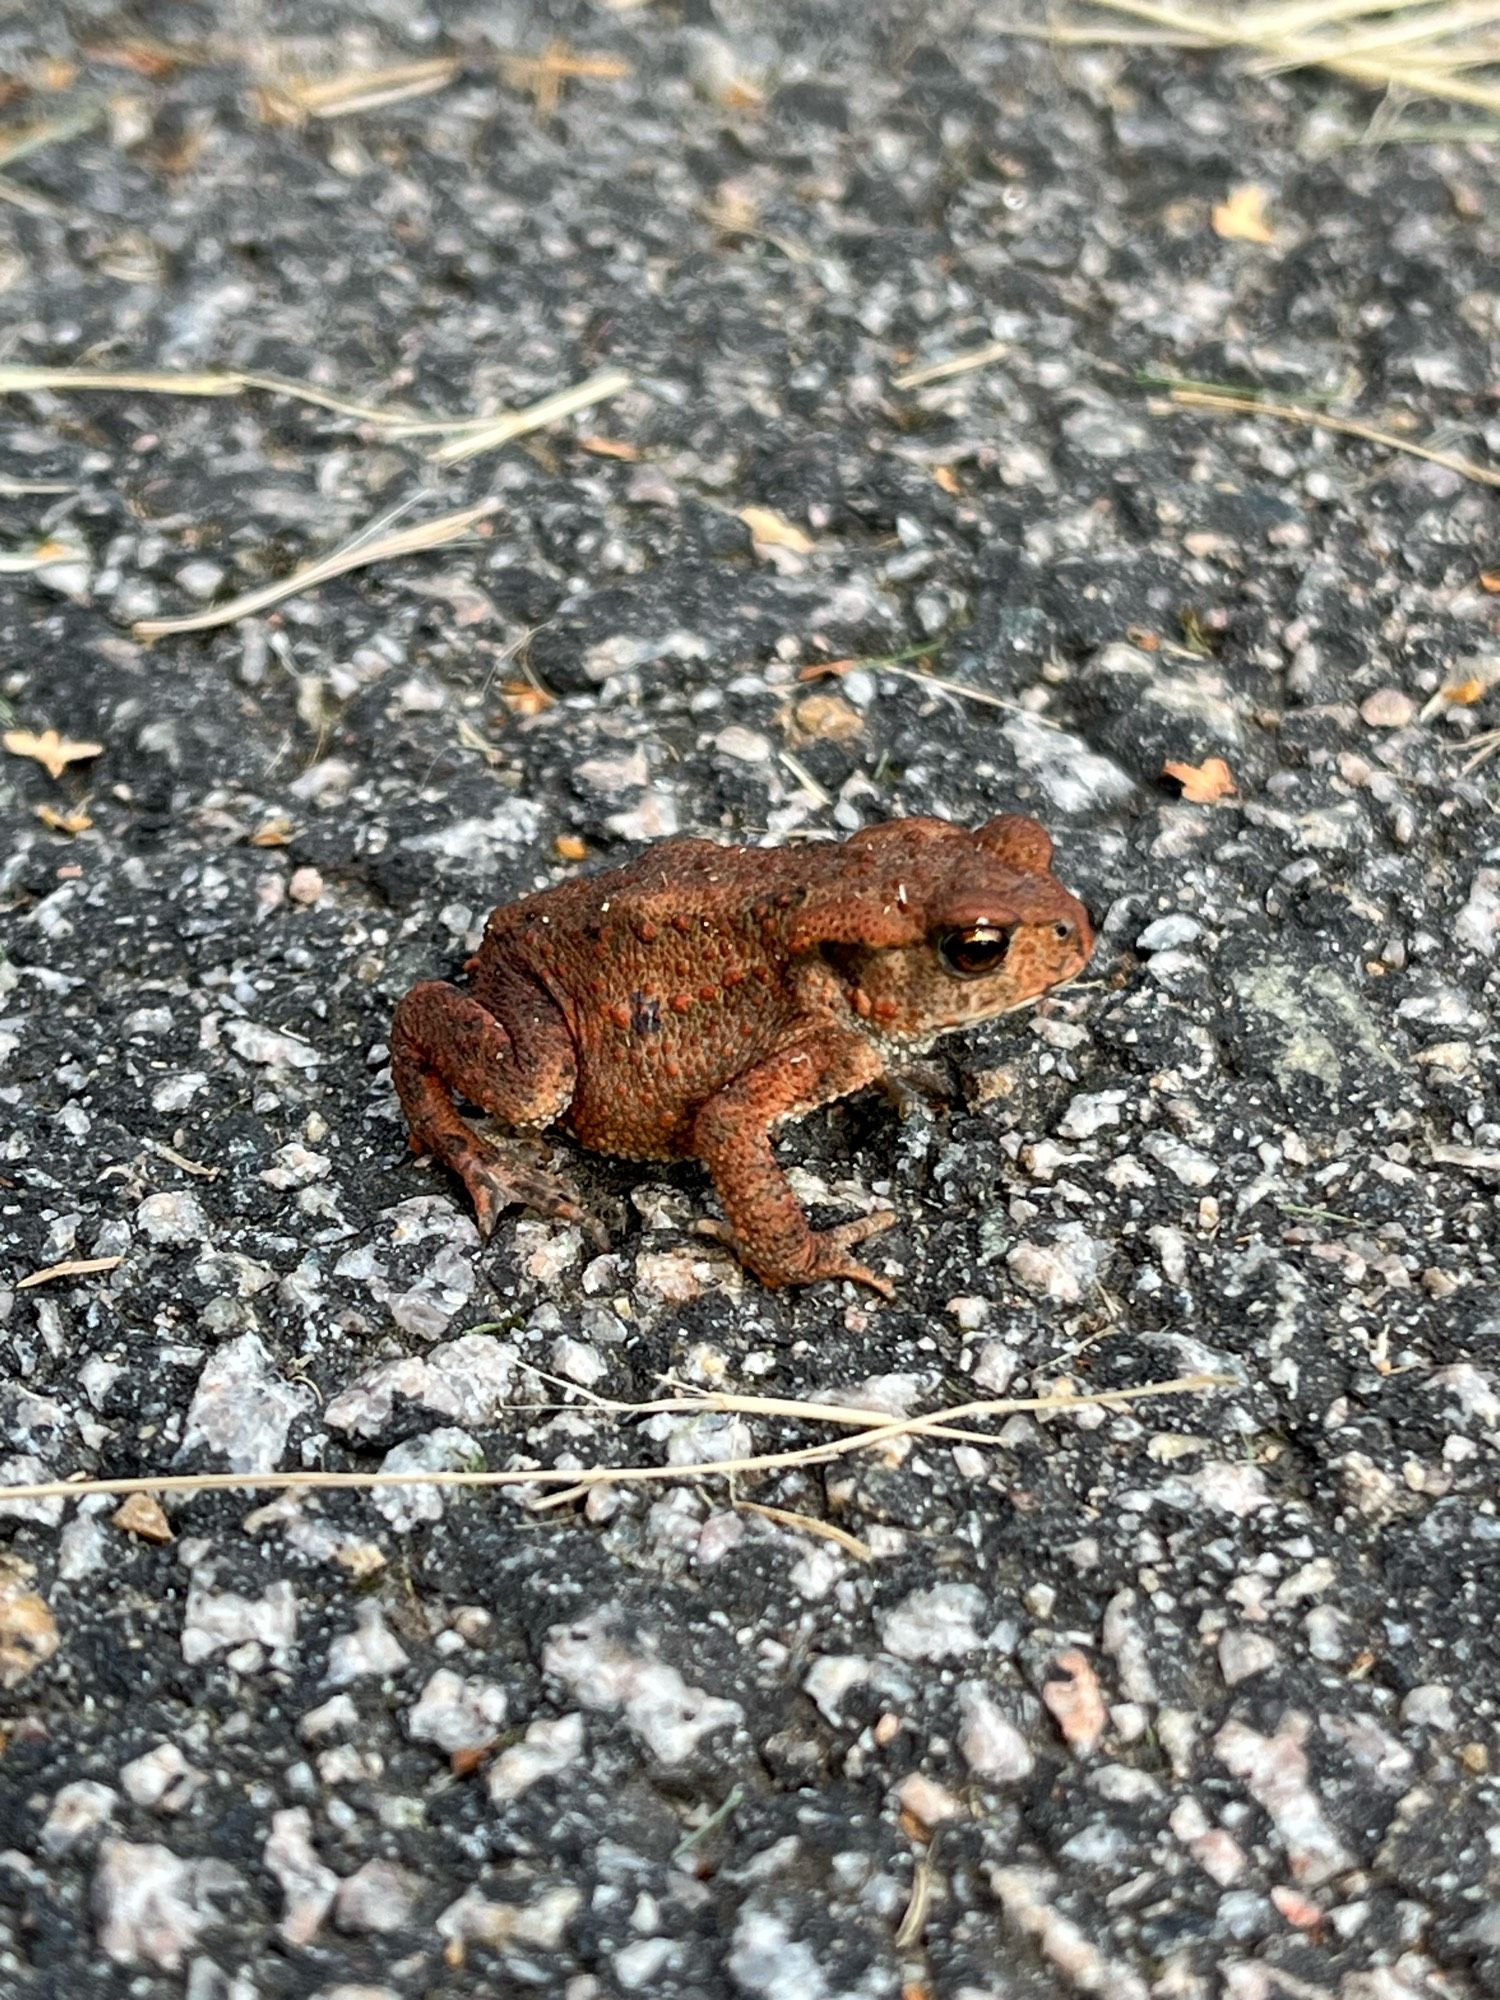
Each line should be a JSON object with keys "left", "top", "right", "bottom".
{"left": 1, "top": 4, "right": 1498, "bottom": 1997}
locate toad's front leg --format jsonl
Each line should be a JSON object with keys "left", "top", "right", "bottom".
{"left": 390, "top": 970, "right": 587, "bottom": 1238}
{"left": 690, "top": 1036, "right": 897, "bottom": 1296}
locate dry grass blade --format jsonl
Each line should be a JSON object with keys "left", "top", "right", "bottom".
{"left": 879, "top": 661, "right": 1067, "bottom": 727}
{"left": 0, "top": 363, "right": 480, "bottom": 434}
{"left": 0, "top": 538, "right": 80, "bottom": 575}
{"left": 1160, "top": 385, "right": 1500, "bottom": 488}
{"left": 268, "top": 57, "right": 462, "bottom": 121}
{"left": 1078, "top": 0, "right": 1500, "bottom": 114}
{"left": 1011, "top": 22, "right": 1213, "bottom": 41}
{"left": 132, "top": 499, "right": 499, "bottom": 639}
{"left": 893, "top": 339, "right": 1010, "bottom": 389}
{"left": 735, "top": 1502, "right": 873, "bottom": 1560}
{"left": 895, "top": 1851, "right": 939, "bottom": 1949}
{"left": 0, "top": 97, "right": 105, "bottom": 171}
{"left": 427, "top": 368, "right": 633, "bottom": 464}
{"left": 502, "top": 42, "right": 633, "bottom": 117}
{"left": 0, "top": 1374, "right": 1229, "bottom": 1509}
{"left": 1458, "top": 726, "right": 1500, "bottom": 771}
{"left": 1255, "top": 0, "right": 1500, "bottom": 70}
{"left": 469, "top": 1372, "right": 1235, "bottom": 1510}
{"left": 777, "top": 749, "right": 833, "bottom": 806}
{"left": 1347, "top": 115, "right": 1500, "bottom": 136}
{"left": 0, "top": 364, "right": 634, "bottom": 455}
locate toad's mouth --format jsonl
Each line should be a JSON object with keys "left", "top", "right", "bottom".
{"left": 872, "top": 965, "right": 1090, "bottom": 1051}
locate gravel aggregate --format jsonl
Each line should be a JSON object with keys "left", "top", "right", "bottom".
{"left": 2, "top": 5, "right": 1498, "bottom": 1997}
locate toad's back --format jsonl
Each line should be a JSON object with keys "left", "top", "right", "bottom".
{"left": 470, "top": 838, "right": 838, "bottom": 1159}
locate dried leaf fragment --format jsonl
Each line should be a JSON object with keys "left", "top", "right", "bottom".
{"left": 0, "top": 1558, "right": 60, "bottom": 1690}
{"left": 718, "top": 78, "right": 765, "bottom": 113}
{"left": 554, "top": 834, "right": 589, "bottom": 862}
{"left": 249, "top": 816, "right": 294, "bottom": 848}
{"left": 450, "top": 1738, "right": 500, "bottom": 1779}
{"left": 500, "top": 678, "right": 552, "bottom": 717}
{"left": 501, "top": 42, "right": 631, "bottom": 118}
{"left": 1212, "top": 185, "right": 1274, "bottom": 244}
{"left": 35, "top": 802, "right": 93, "bottom": 835}
{"left": 1162, "top": 756, "right": 1238, "bottom": 803}
{"left": 4, "top": 728, "right": 104, "bottom": 781}
{"left": 113, "top": 1492, "right": 173, "bottom": 1543}
{"left": 703, "top": 189, "right": 759, "bottom": 234}
{"left": 1443, "top": 677, "right": 1490, "bottom": 707}
{"left": 577, "top": 435, "right": 640, "bottom": 460}
{"left": 738, "top": 506, "right": 815, "bottom": 554}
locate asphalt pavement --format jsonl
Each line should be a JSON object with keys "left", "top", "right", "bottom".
{"left": 1, "top": 5, "right": 1498, "bottom": 1997}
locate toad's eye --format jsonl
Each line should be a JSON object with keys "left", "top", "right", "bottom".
{"left": 936, "top": 924, "right": 1015, "bottom": 977}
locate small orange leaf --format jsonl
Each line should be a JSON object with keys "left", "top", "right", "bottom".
{"left": 1442, "top": 677, "right": 1488, "bottom": 707}
{"left": 931, "top": 465, "right": 961, "bottom": 495}
{"left": 719, "top": 78, "right": 765, "bottom": 112}
{"left": 1162, "top": 756, "right": 1238, "bottom": 803}
{"left": 1478, "top": 569, "right": 1500, "bottom": 592}
{"left": 4, "top": 728, "right": 104, "bottom": 781}
{"left": 35, "top": 802, "right": 93, "bottom": 835}
{"left": 500, "top": 679, "right": 552, "bottom": 717}
{"left": 1212, "top": 185, "right": 1274, "bottom": 244}
{"left": 249, "top": 816, "right": 294, "bottom": 847}
{"left": 554, "top": 833, "right": 588, "bottom": 862}
{"left": 738, "top": 506, "right": 814, "bottom": 554}
{"left": 797, "top": 657, "right": 855, "bottom": 682}
{"left": 450, "top": 1738, "right": 499, "bottom": 1778}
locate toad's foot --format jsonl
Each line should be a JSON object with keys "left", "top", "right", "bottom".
{"left": 433, "top": 1131, "right": 606, "bottom": 1249}
{"left": 696, "top": 1210, "right": 898, "bottom": 1298}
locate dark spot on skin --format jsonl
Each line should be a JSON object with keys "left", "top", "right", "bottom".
{"left": 632, "top": 991, "right": 662, "bottom": 1036}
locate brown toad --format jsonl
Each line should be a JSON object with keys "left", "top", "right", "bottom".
{"left": 390, "top": 813, "right": 1093, "bottom": 1294}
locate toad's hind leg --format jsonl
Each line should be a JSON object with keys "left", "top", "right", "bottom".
{"left": 691, "top": 1034, "right": 898, "bottom": 1297}
{"left": 389, "top": 975, "right": 584, "bottom": 1238}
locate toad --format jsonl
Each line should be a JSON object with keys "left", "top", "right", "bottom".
{"left": 391, "top": 814, "right": 1092, "bottom": 1295}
